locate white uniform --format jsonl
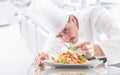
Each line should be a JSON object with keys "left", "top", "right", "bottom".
{"left": 41, "top": 7, "right": 120, "bottom": 65}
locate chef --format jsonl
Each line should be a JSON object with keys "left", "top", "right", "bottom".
{"left": 35, "top": 7, "right": 120, "bottom": 66}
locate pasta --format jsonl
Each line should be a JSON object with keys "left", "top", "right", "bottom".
{"left": 53, "top": 51, "right": 88, "bottom": 64}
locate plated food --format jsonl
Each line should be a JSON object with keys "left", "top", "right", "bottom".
{"left": 53, "top": 51, "right": 88, "bottom": 64}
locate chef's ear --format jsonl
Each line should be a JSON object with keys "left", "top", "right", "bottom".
{"left": 69, "top": 15, "right": 79, "bottom": 29}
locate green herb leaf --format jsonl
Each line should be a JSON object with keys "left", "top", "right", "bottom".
{"left": 79, "top": 56, "right": 87, "bottom": 62}
{"left": 61, "top": 58, "right": 66, "bottom": 64}
{"left": 67, "top": 46, "right": 77, "bottom": 51}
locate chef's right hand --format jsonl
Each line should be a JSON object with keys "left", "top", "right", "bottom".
{"left": 75, "top": 41, "right": 94, "bottom": 58}
{"left": 35, "top": 52, "right": 51, "bottom": 66}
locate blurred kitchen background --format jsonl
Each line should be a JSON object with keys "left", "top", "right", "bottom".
{"left": 0, "top": 0, "right": 120, "bottom": 68}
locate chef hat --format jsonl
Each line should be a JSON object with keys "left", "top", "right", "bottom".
{"left": 50, "top": 13, "right": 70, "bottom": 35}
{"left": 41, "top": 8, "right": 70, "bottom": 35}
{"left": 38, "top": 0, "right": 84, "bottom": 36}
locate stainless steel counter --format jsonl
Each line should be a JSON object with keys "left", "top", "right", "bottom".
{"left": 0, "top": 63, "right": 120, "bottom": 75}
{"left": 28, "top": 63, "right": 120, "bottom": 75}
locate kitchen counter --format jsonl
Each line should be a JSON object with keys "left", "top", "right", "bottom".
{"left": 0, "top": 62, "right": 120, "bottom": 75}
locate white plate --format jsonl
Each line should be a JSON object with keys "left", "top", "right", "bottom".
{"left": 42, "top": 60, "right": 102, "bottom": 68}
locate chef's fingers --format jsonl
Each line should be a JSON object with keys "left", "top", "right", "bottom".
{"left": 74, "top": 41, "right": 91, "bottom": 49}
{"left": 35, "top": 55, "right": 41, "bottom": 65}
{"left": 41, "top": 52, "right": 50, "bottom": 60}
{"left": 82, "top": 49, "right": 94, "bottom": 57}
{"left": 81, "top": 44, "right": 93, "bottom": 51}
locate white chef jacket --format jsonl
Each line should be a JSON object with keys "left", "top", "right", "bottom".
{"left": 41, "top": 7, "right": 120, "bottom": 65}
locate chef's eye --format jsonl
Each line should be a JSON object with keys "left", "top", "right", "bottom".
{"left": 56, "top": 35, "right": 62, "bottom": 38}
{"left": 63, "top": 28, "right": 68, "bottom": 34}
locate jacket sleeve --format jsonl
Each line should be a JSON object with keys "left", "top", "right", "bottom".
{"left": 41, "top": 33, "right": 64, "bottom": 58}
{"left": 95, "top": 8, "right": 120, "bottom": 65}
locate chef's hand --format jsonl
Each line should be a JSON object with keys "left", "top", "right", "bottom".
{"left": 75, "top": 41, "right": 94, "bottom": 58}
{"left": 35, "top": 52, "right": 51, "bottom": 66}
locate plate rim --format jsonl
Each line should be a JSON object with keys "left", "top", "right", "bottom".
{"left": 42, "top": 59, "right": 102, "bottom": 68}
{"left": 42, "top": 60, "right": 91, "bottom": 66}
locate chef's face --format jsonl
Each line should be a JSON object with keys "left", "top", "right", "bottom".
{"left": 56, "top": 15, "right": 79, "bottom": 44}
